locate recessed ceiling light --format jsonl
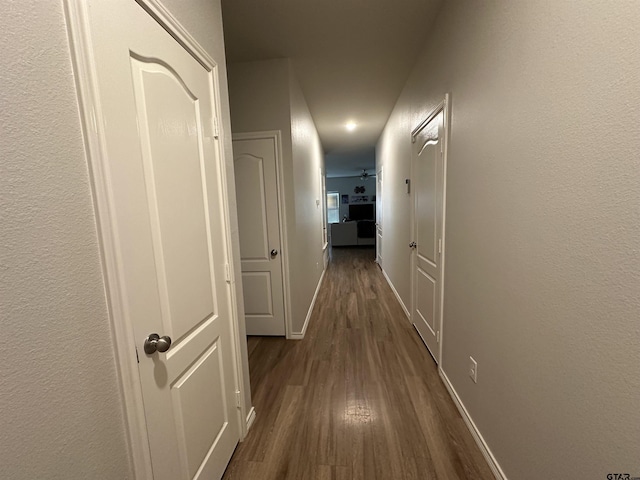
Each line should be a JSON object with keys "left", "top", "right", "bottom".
{"left": 345, "top": 122, "right": 357, "bottom": 131}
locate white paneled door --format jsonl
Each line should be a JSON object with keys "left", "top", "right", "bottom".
{"left": 78, "top": 1, "right": 241, "bottom": 478}
{"left": 233, "top": 135, "right": 286, "bottom": 335}
{"left": 411, "top": 108, "right": 446, "bottom": 364}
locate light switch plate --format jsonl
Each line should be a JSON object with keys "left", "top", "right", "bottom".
{"left": 469, "top": 356, "right": 478, "bottom": 383}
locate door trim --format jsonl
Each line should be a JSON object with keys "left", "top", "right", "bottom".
{"left": 409, "top": 93, "right": 450, "bottom": 367}
{"left": 232, "top": 131, "right": 292, "bottom": 339}
{"left": 65, "top": 1, "right": 247, "bottom": 478}
{"left": 376, "top": 166, "right": 383, "bottom": 267}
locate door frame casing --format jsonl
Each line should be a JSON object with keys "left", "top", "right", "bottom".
{"left": 65, "top": 1, "right": 248, "bottom": 478}
{"left": 409, "top": 93, "right": 451, "bottom": 366}
{"left": 232, "top": 131, "right": 292, "bottom": 339}
{"left": 376, "top": 165, "right": 383, "bottom": 267}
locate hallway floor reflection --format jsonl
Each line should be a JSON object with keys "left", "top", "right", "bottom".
{"left": 223, "top": 247, "right": 493, "bottom": 479}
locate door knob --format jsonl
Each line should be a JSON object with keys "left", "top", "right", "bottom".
{"left": 270, "top": 249, "right": 278, "bottom": 256}
{"left": 143, "top": 333, "right": 172, "bottom": 354}
{"left": 409, "top": 242, "right": 417, "bottom": 249}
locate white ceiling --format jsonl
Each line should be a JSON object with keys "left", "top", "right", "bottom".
{"left": 221, "top": 0, "right": 443, "bottom": 175}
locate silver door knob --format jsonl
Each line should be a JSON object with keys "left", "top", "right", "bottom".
{"left": 270, "top": 249, "right": 278, "bottom": 256}
{"left": 143, "top": 333, "right": 172, "bottom": 354}
{"left": 409, "top": 242, "right": 417, "bottom": 249}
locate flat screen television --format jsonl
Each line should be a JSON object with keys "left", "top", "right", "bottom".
{"left": 349, "top": 204, "right": 375, "bottom": 221}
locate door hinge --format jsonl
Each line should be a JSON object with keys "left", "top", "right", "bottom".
{"left": 438, "top": 238, "right": 442, "bottom": 255}
{"left": 213, "top": 116, "right": 220, "bottom": 138}
{"left": 436, "top": 331, "right": 440, "bottom": 343}
{"left": 135, "top": 346, "right": 140, "bottom": 364}
{"left": 225, "top": 263, "right": 231, "bottom": 283}
{"left": 235, "top": 391, "right": 241, "bottom": 408}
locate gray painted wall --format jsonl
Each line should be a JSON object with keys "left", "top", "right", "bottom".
{"left": 377, "top": 1, "right": 640, "bottom": 478}
{"left": 326, "top": 176, "right": 376, "bottom": 221}
{"left": 288, "top": 66, "right": 327, "bottom": 333}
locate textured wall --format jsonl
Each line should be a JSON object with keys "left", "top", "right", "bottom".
{"left": 0, "top": 2, "right": 132, "bottom": 478}
{"left": 377, "top": 1, "right": 640, "bottom": 478}
{"left": 377, "top": 102, "right": 413, "bottom": 313}
{"left": 288, "top": 68, "right": 326, "bottom": 334}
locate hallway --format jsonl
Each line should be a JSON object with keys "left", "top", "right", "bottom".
{"left": 223, "top": 247, "right": 494, "bottom": 479}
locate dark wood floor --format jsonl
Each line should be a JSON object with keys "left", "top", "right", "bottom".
{"left": 223, "top": 247, "right": 494, "bottom": 480}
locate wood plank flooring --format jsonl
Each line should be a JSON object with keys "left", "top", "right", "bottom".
{"left": 223, "top": 247, "right": 494, "bottom": 480}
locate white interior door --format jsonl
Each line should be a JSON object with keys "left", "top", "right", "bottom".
{"left": 84, "top": 1, "right": 240, "bottom": 478}
{"left": 411, "top": 110, "right": 445, "bottom": 363}
{"left": 376, "top": 167, "right": 383, "bottom": 266}
{"left": 233, "top": 136, "right": 286, "bottom": 336}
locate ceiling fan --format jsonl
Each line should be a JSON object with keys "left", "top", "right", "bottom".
{"left": 359, "top": 169, "right": 371, "bottom": 181}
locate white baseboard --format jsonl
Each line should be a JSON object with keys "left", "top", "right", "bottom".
{"left": 245, "top": 407, "right": 256, "bottom": 433}
{"left": 381, "top": 268, "right": 410, "bottom": 319}
{"left": 288, "top": 268, "right": 326, "bottom": 339}
{"left": 438, "top": 369, "right": 507, "bottom": 480}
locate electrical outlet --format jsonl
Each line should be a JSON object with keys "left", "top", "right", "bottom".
{"left": 469, "top": 356, "right": 478, "bottom": 383}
